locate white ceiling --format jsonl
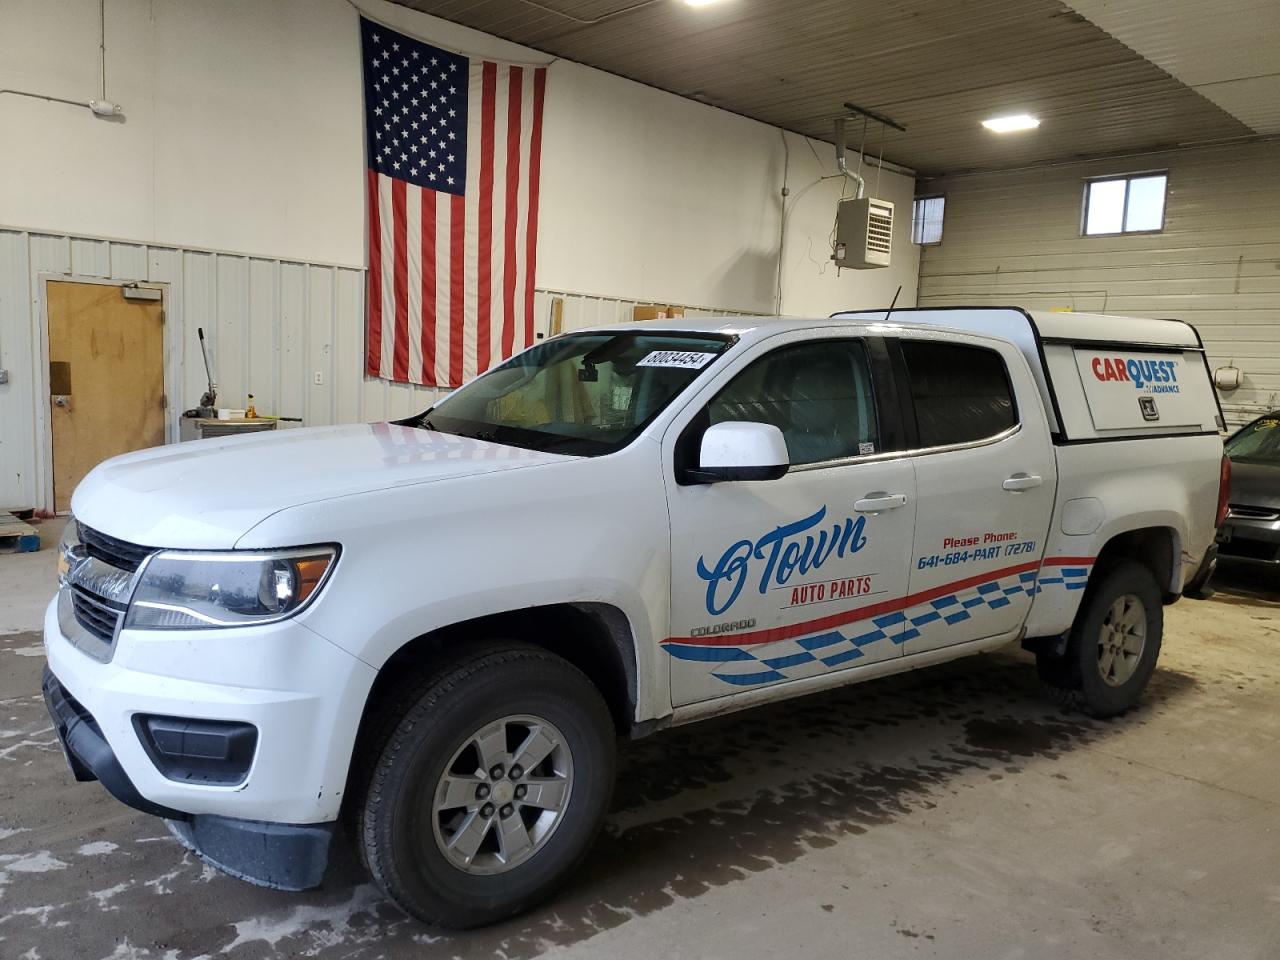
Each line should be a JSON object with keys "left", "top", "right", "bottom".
{"left": 1064, "top": 0, "right": 1280, "bottom": 134}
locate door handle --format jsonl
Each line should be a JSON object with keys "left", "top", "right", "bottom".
{"left": 854, "top": 493, "right": 907, "bottom": 513}
{"left": 1002, "top": 473, "right": 1043, "bottom": 492}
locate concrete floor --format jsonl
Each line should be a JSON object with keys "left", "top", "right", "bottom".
{"left": 3, "top": 523, "right": 1280, "bottom": 959}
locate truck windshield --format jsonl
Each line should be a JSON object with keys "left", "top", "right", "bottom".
{"left": 407, "top": 331, "right": 735, "bottom": 456}
{"left": 1226, "top": 416, "right": 1280, "bottom": 464}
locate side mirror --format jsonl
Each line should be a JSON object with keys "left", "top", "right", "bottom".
{"left": 687, "top": 421, "right": 790, "bottom": 484}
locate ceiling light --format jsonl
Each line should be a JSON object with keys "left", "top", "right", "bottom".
{"left": 982, "top": 114, "right": 1040, "bottom": 133}
{"left": 683, "top": 0, "right": 727, "bottom": 6}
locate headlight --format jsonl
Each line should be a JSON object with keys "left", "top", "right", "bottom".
{"left": 124, "top": 547, "right": 337, "bottom": 630}
{"left": 57, "top": 516, "right": 83, "bottom": 586}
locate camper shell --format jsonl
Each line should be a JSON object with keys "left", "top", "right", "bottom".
{"left": 834, "top": 306, "right": 1225, "bottom": 442}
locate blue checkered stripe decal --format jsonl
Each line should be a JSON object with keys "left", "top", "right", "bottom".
{"left": 665, "top": 564, "right": 1092, "bottom": 688}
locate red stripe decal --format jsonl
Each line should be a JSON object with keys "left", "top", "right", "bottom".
{"left": 420, "top": 191, "right": 437, "bottom": 385}
{"left": 365, "top": 169, "right": 383, "bottom": 377}
{"left": 390, "top": 178, "right": 409, "bottom": 382}
{"left": 523, "top": 68, "right": 545, "bottom": 348}
{"left": 501, "top": 66, "right": 523, "bottom": 358}
{"left": 665, "top": 559, "right": 1044, "bottom": 648}
{"left": 477, "top": 62, "right": 497, "bottom": 374}
{"left": 1042, "top": 556, "right": 1096, "bottom": 566}
{"left": 448, "top": 193, "right": 466, "bottom": 387}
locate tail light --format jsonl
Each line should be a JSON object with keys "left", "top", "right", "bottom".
{"left": 1215, "top": 454, "right": 1231, "bottom": 528}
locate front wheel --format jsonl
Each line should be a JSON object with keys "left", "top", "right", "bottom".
{"left": 1038, "top": 559, "right": 1163, "bottom": 718}
{"left": 359, "top": 644, "right": 616, "bottom": 927}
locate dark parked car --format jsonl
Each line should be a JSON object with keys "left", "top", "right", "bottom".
{"left": 1218, "top": 412, "right": 1280, "bottom": 566}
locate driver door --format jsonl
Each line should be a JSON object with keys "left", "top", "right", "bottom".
{"left": 662, "top": 334, "right": 918, "bottom": 707}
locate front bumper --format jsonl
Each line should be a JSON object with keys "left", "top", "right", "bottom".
{"left": 44, "top": 665, "right": 332, "bottom": 889}
{"left": 42, "top": 595, "right": 378, "bottom": 888}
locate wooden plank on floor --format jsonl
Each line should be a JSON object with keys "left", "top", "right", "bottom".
{"left": 0, "top": 512, "right": 41, "bottom": 553}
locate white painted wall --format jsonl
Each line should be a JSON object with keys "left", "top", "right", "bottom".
{"left": 916, "top": 141, "right": 1280, "bottom": 427}
{"left": 0, "top": 0, "right": 918, "bottom": 510}
{"left": 0, "top": 0, "right": 917, "bottom": 315}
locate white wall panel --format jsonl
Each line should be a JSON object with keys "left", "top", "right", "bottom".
{"left": 917, "top": 141, "right": 1280, "bottom": 427}
{"left": 0, "top": 0, "right": 917, "bottom": 320}
{"left": 0, "top": 226, "right": 783, "bottom": 510}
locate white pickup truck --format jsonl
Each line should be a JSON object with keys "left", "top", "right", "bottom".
{"left": 45, "top": 307, "right": 1227, "bottom": 927}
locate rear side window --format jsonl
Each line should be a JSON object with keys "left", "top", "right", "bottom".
{"left": 900, "top": 341, "right": 1017, "bottom": 448}
{"left": 707, "top": 339, "right": 879, "bottom": 466}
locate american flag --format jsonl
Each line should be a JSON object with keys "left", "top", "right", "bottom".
{"left": 360, "top": 17, "right": 547, "bottom": 387}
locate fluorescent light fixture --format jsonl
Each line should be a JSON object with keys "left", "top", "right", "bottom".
{"left": 982, "top": 114, "right": 1040, "bottom": 133}
{"left": 684, "top": 0, "right": 727, "bottom": 6}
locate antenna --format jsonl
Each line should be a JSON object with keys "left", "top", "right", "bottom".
{"left": 882, "top": 285, "right": 902, "bottom": 324}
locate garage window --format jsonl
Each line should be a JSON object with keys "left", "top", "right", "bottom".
{"left": 900, "top": 341, "right": 1017, "bottom": 448}
{"left": 912, "top": 196, "right": 945, "bottom": 245}
{"left": 1082, "top": 173, "right": 1167, "bottom": 235}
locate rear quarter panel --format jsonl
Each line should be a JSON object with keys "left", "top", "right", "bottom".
{"left": 1024, "top": 433, "right": 1223, "bottom": 637}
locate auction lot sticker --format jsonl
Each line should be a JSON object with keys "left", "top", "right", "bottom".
{"left": 637, "top": 351, "right": 718, "bottom": 370}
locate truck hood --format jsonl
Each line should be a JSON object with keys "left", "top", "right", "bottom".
{"left": 71, "top": 422, "right": 572, "bottom": 548}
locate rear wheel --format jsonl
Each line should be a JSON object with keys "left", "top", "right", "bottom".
{"left": 359, "top": 644, "right": 616, "bottom": 928}
{"left": 1038, "top": 559, "right": 1163, "bottom": 718}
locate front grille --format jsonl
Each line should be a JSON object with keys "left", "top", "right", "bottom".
{"left": 78, "top": 522, "right": 154, "bottom": 573}
{"left": 71, "top": 586, "right": 125, "bottom": 643}
{"left": 1228, "top": 504, "right": 1280, "bottom": 522}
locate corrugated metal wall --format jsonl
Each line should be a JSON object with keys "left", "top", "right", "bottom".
{"left": 916, "top": 141, "right": 1280, "bottom": 427}
{"left": 0, "top": 227, "right": 760, "bottom": 511}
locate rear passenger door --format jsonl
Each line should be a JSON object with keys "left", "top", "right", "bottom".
{"left": 895, "top": 336, "right": 1056, "bottom": 655}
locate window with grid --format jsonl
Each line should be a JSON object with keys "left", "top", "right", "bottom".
{"left": 1082, "top": 173, "right": 1167, "bottom": 235}
{"left": 912, "top": 196, "right": 945, "bottom": 245}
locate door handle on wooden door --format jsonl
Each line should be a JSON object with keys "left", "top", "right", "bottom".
{"left": 853, "top": 492, "right": 907, "bottom": 513}
{"left": 1002, "top": 473, "right": 1043, "bottom": 492}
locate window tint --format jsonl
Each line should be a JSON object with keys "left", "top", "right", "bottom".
{"left": 1226, "top": 416, "right": 1280, "bottom": 464}
{"left": 900, "top": 341, "right": 1017, "bottom": 448}
{"left": 707, "top": 340, "right": 878, "bottom": 466}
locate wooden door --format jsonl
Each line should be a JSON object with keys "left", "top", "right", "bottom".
{"left": 47, "top": 281, "right": 166, "bottom": 512}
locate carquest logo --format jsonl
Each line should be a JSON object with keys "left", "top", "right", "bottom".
{"left": 1091, "top": 356, "right": 1181, "bottom": 394}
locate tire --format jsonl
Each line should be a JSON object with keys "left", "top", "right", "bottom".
{"left": 1037, "top": 559, "right": 1163, "bottom": 718}
{"left": 358, "top": 643, "right": 616, "bottom": 928}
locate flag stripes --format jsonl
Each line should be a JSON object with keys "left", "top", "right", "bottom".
{"left": 361, "top": 18, "right": 547, "bottom": 388}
